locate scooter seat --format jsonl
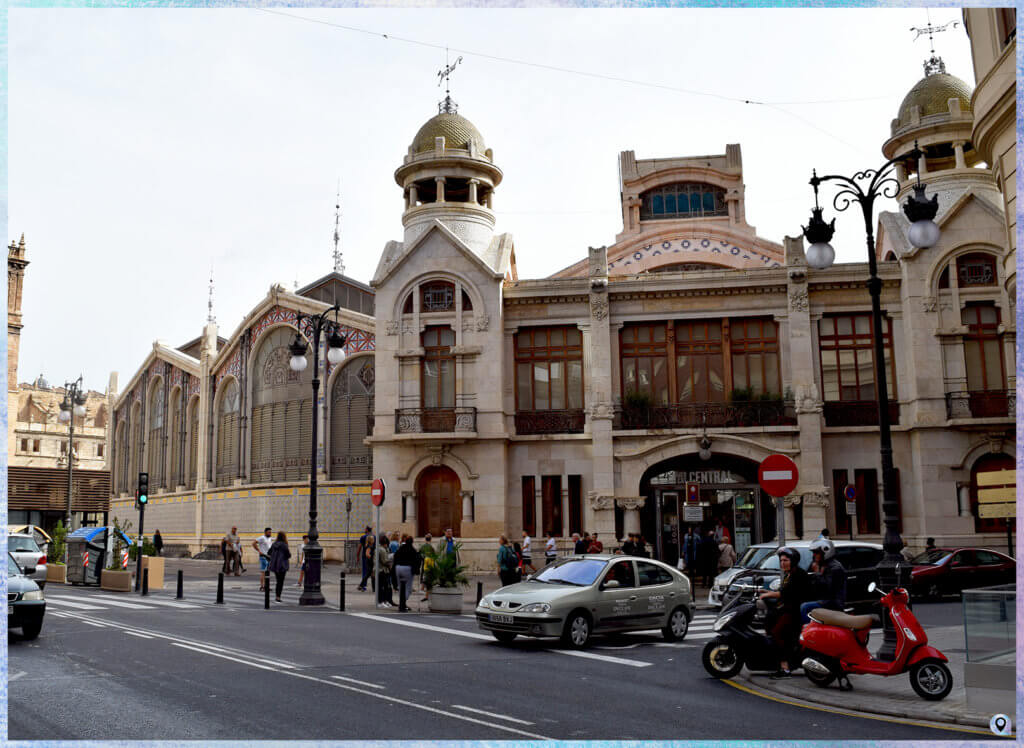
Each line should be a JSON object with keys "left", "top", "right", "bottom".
{"left": 809, "top": 608, "right": 874, "bottom": 630}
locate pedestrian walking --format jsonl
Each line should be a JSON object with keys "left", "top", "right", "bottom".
{"left": 498, "top": 535, "right": 519, "bottom": 587}
{"left": 587, "top": 533, "right": 604, "bottom": 554}
{"left": 393, "top": 535, "right": 418, "bottom": 611}
{"left": 718, "top": 536, "right": 736, "bottom": 572}
{"left": 512, "top": 541, "right": 525, "bottom": 580}
{"left": 376, "top": 533, "right": 394, "bottom": 607}
{"left": 295, "top": 534, "right": 309, "bottom": 587}
{"left": 925, "top": 537, "right": 936, "bottom": 551}
{"left": 545, "top": 532, "right": 558, "bottom": 565}
{"left": 621, "top": 533, "right": 637, "bottom": 556}
{"left": 153, "top": 530, "right": 163, "bottom": 557}
{"left": 698, "top": 530, "right": 718, "bottom": 587}
{"left": 681, "top": 526, "right": 699, "bottom": 577}
{"left": 223, "top": 526, "right": 241, "bottom": 575}
{"left": 635, "top": 535, "right": 649, "bottom": 558}
{"left": 358, "top": 525, "right": 373, "bottom": 591}
{"left": 521, "top": 531, "right": 536, "bottom": 575}
{"left": 268, "top": 531, "right": 291, "bottom": 602}
{"left": 438, "top": 528, "right": 458, "bottom": 560}
{"left": 419, "top": 533, "right": 434, "bottom": 600}
{"left": 362, "top": 534, "right": 377, "bottom": 593}
{"left": 252, "top": 527, "right": 273, "bottom": 592}
{"left": 572, "top": 533, "right": 585, "bottom": 555}
{"left": 389, "top": 531, "right": 400, "bottom": 591}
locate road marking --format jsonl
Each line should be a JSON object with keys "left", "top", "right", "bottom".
{"left": 88, "top": 593, "right": 201, "bottom": 609}
{"left": 330, "top": 675, "right": 385, "bottom": 690}
{"left": 45, "top": 599, "right": 107, "bottom": 611}
{"left": 349, "top": 613, "right": 652, "bottom": 668}
{"left": 83, "top": 621, "right": 107, "bottom": 627}
{"left": 451, "top": 704, "right": 535, "bottom": 725}
{"left": 62, "top": 597, "right": 154, "bottom": 610}
{"left": 123, "top": 631, "right": 154, "bottom": 639}
{"left": 168, "top": 643, "right": 550, "bottom": 738}
{"left": 9, "top": 671, "right": 27, "bottom": 682}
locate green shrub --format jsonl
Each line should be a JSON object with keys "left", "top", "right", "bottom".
{"left": 624, "top": 390, "right": 653, "bottom": 410}
{"left": 128, "top": 537, "right": 156, "bottom": 560}
{"left": 421, "top": 542, "right": 469, "bottom": 590}
{"left": 50, "top": 520, "right": 67, "bottom": 566}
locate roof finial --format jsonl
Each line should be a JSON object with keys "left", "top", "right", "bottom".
{"left": 437, "top": 48, "right": 463, "bottom": 114}
{"left": 207, "top": 267, "right": 216, "bottom": 324}
{"left": 911, "top": 11, "right": 957, "bottom": 76}
{"left": 332, "top": 181, "right": 344, "bottom": 275}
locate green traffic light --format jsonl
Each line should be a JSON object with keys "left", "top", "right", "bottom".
{"left": 139, "top": 494, "right": 148, "bottom": 505}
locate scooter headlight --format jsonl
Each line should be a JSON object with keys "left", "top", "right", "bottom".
{"left": 713, "top": 611, "right": 737, "bottom": 632}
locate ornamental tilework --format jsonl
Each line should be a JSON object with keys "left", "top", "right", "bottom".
{"left": 215, "top": 347, "right": 242, "bottom": 388}
{"left": 187, "top": 375, "right": 200, "bottom": 398}
{"left": 606, "top": 237, "right": 782, "bottom": 270}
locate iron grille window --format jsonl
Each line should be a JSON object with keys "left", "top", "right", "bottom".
{"left": 421, "top": 282, "right": 455, "bottom": 312}
{"left": 215, "top": 379, "right": 240, "bottom": 487}
{"left": 956, "top": 253, "right": 997, "bottom": 287}
{"left": 514, "top": 326, "right": 584, "bottom": 411}
{"left": 639, "top": 182, "right": 727, "bottom": 220}
{"left": 330, "top": 358, "right": 375, "bottom": 480}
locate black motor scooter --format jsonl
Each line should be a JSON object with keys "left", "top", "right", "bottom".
{"left": 702, "top": 570, "right": 789, "bottom": 679}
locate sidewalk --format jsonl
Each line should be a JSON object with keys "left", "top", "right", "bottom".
{"left": 732, "top": 624, "right": 993, "bottom": 729}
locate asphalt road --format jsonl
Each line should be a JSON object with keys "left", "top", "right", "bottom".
{"left": 9, "top": 583, "right": 969, "bottom": 741}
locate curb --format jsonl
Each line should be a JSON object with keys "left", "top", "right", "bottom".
{"left": 733, "top": 670, "right": 991, "bottom": 729}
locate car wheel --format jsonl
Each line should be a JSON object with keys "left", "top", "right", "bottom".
{"left": 910, "top": 660, "right": 953, "bottom": 701}
{"left": 561, "top": 611, "right": 592, "bottom": 649}
{"left": 20, "top": 618, "right": 42, "bottom": 641}
{"left": 662, "top": 606, "right": 690, "bottom": 641}
{"left": 701, "top": 639, "right": 743, "bottom": 678}
{"left": 491, "top": 631, "right": 517, "bottom": 644}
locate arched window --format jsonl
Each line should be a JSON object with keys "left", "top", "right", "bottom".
{"left": 215, "top": 378, "right": 240, "bottom": 487}
{"left": 956, "top": 252, "right": 997, "bottom": 287}
{"left": 167, "top": 389, "right": 183, "bottom": 489}
{"left": 186, "top": 396, "right": 199, "bottom": 488}
{"left": 147, "top": 380, "right": 165, "bottom": 489}
{"left": 421, "top": 281, "right": 455, "bottom": 312}
{"left": 129, "top": 401, "right": 143, "bottom": 494}
{"left": 330, "top": 358, "right": 375, "bottom": 479}
{"left": 250, "top": 327, "right": 312, "bottom": 483}
{"left": 115, "top": 420, "right": 128, "bottom": 494}
{"left": 640, "top": 182, "right": 727, "bottom": 220}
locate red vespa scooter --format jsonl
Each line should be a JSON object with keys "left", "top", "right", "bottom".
{"left": 799, "top": 581, "right": 953, "bottom": 700}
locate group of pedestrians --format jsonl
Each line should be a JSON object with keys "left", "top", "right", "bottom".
{"left": 356, "top": 526, "right": 460, "bottom": 611}
{"left": 680, "top": 520, "right": 736, "bottom": 587}
{"left": 218, "top": 526, "right": 309, "bottom": 603}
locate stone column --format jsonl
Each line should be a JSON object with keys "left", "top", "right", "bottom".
{"left": 435, "top": 177, "right": 446, "bottom": 203}
{"left": 468, "top": 179, "right": 479, "bottom": 204}
{"left": 461, "top": 490, "right": 474, "bottom": 523}
{"left": 953, "top": 141, "right": 966, "bottom": 169}
{"left": 917, "top": 152, "right": 928, "bottom": 177}
{"left": 585, "top": 246, "right": 616, "bottom": 536}
{"left": 403, "top": 492, "right": 417, "bottom": 523}
{"left": 408, "top": 183, "right": 418, "bottom": 209}
{"left": 195, "top": 322, "right": 217, "bottom": 549}
{"left": 617, "top": 496, "right": 645, "bottom": 535}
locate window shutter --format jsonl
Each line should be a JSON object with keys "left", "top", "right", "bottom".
{"left": 188, "top": 406, "right": 198, "bottom": 486}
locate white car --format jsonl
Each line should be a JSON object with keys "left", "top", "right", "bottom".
{"left": 8, "top": 533, "right": 47, "bottom": 590}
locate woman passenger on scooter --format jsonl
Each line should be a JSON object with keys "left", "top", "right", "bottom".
{"left": 759, "top": 546, "right": 809, "bottom": 678}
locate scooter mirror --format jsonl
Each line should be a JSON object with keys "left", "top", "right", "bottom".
{"left": 867, "top": 581, "right": 877, "bottom": 593}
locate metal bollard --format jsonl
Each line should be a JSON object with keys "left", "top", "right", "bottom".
{"left": 142, "top": 568, "right": 149, "bottom": 596}
{"left": 265, "top": 577, "right": 270, "bottom": 610}
{"left": 176, "top": 569, "right": 183, "bottom": 599}
{"left": 476, "top": 581, "right": 483, "bottom": 605}
{"left": 216, "top": 572, "right": 224, "bottom": 604}
{"left": 339, "top": 572, "right": 346, "bottom": 612}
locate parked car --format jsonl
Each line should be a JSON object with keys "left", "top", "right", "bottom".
{"left": 910, "top": 547, "right": 1015, "bottom": 599}
{"left": 8, "top": 533, "right": 47, "bottom": 590}
{"left": 709, "top": 540, "right": 884, "bottom": 612}
{"left": 8, "top": 552, "right": 46, "bottom": 640}
{"left": 707, "top": 544, "right": 779, "bottom": 606}
{"left": 476, "top": 554, "right": 695, "bottom": 649}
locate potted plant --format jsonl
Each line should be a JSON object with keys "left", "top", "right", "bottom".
{"left": 45, "top": 520, "right": 68, "bottom": 584}
{"left": 422, "top": 542, "right": 469, "bottom": 613}
{"left": 622, "top": 390, "right": 653, "bottom": 428}
{"left": 100, "top": 518, "right": 133, "bottom": 592}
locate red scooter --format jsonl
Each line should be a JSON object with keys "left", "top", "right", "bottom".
{"left": 799, "top": 582, "right": 953, "bottom": 700}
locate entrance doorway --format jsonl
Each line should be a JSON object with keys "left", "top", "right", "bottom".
{"left": 416, "top": 466, "right": 462, "bottom": 537}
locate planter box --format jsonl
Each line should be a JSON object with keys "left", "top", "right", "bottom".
{"left": 141, "top": 556, "right": 164, "bottom": 589}
{"left": 100, "top": 570, "right": 133, "bottom": 592}
{"left": 428, "top": 587, "right": 464, "bottom": 613}
{"left": 46, "top": 564, "right": 67, "bottom": 584}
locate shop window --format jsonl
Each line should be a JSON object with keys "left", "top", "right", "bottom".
{"left": 852, "top": 468, "right": 881, "bottom": 535}
{"left": 515, "top": 327, "right": 584, "bottom": 411}
{"left": 956, "top": 253, "right": 997, "bottom": 287}
{"left": 522, "top": 476, "right": 536, "bottom": 537}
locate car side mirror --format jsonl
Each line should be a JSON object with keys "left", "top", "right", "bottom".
{"left": 602, "top": 579, "right": 620, "bottom": 590}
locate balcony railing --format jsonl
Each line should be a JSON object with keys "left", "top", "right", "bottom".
{"left": 946, "top": 390, "right": 1015, "bottom": 420}
{"left": 822, "top": 400, "right": 901, "bottom": 427}
{"left": 395, "top": 407, "right": 476, "bottom": 434}
{"left": 615, "top": 400, "right": 797, "bottom": 430}
{"left": 515, "top": 409, "right": 586, "bottom": 435}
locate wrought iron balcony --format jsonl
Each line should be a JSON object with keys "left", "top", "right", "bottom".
{"left": 395, "top": 407, "right": 476, "bottom": 434}
{"left": 615, "top": 400, "right": 797, "bottom": 430}
{"left": 514, "top": 409, "right": 586, "bottom": 435}
{"left": 945, "top": 390, "right": 1015, "bottom": 420}
{"left": 822, "top": 400, "right": 901, "bottom": 427}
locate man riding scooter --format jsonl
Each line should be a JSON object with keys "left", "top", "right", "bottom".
{"left": 800, "top": 538, "right": 847, "bottom": 623}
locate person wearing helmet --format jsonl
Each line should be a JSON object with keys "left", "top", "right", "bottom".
{"left": 799, "top": 538, "right": 847, "bottom": 623}
{"left": 759, "top": 546, "right": 810, "bottom": 677}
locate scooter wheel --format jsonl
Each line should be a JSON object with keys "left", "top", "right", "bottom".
{"left": 702, "top": 639, "right": 744, "bottom": 679}
{"left": 802, "top": 653, "right": 838, "bottom": 688}
{"left": 910, "top": 660, "right": 953, "bottom": 701}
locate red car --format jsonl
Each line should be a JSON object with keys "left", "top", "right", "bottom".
{"left": 910, "top": 547, "right": 1015, "bottom": 599}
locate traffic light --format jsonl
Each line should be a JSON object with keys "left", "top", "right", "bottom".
{"left": 137, "top": 472, "right": 149, "bottom": 508}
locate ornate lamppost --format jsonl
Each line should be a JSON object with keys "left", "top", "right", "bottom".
{"left": 288, "top": 305, "right": 347, "bottom": 606}
{"left": 58, "top": 375, "right": 88, "bottom": 551}
{"left": 802, "top": 143, "right": 940, "bottom": 660}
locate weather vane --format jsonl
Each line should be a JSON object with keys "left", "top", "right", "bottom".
{"left": 332, "top": 181, "right": 344, "bottom": 275}
{"left": 910, "top": 11, "right": 958, "bottom": 76}
{"left": 437, "top": 49, "right": 463, "bottom": 114}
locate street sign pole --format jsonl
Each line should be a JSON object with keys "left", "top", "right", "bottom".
{"left": 844, "top": 484, "right": 857, "bottom": 541}
{"left": 345, "top": 485, "right": 353, "bottom": 572}
{"left": 758, "top": 455, "right": 799, "bottom": 548}
{"left": 370, "top": 478, "right": 386, "bottom": 608}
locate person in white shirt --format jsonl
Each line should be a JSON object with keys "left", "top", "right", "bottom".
{"left": 545, "top": 533, "right": 558, "bottom": 565}
{"left": 252, "top": 527, "right": 274, "bottom": 592}
{"left": 521, "top": 531, "right": 536, "bottom": 575}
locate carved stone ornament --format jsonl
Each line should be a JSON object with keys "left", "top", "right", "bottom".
{"left": 587, "top": 401, "right": 615, "bottom": 421}
{"left": 385, "top": 320, "right": 401, "bottom": 336}
{"left": 783, "top": 495, "right": 802, "bottom": 508}
{"left": 587, "top": 492, "right": 615, "bottom": 511}
{"left": 475, "top": 314, "right": 490, "bottom": 332}
{"left": 800, "top": 490, "right": 831, "bottom": 508}
{"left": 921, "top": 296, "right": 937, "bottom": 313}
{"left": 589, "top": 245, "right": 607, "bottom": 277}
{"left": 615, "top": 496, "right": 646, "bottom": 511}
{"left": 591, "top": 298, "right": 609, "bottom": 321}
{"left": 794, "top": 383, "right": 823, "bottom": 415}
{"left": 987, "top": 434, "right": 1005, "bottom": 454}
{"left": 789, "top": 288, "right": 809, "bottom": 313}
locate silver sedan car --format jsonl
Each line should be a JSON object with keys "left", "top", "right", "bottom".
{"left": 8, "top": 533, "right": 47, "bottom": 590}
{"left": 476, "top": 554, "right": 694, "bottom": 649}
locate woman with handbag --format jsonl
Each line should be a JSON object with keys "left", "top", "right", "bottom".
{"left": 268, "top": 531, "right": 291, "bottom": 602}
{"left": 376, "top": 533, "right": 395, "bottom": 607}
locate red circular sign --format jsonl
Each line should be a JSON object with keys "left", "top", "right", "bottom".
{"left": 758, "top": 454, "right": 799, "bottom": 497}
{"left": 371, "top": 478, "right": 386, "bottom": 507}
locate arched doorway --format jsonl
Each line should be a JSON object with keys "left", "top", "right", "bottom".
{"left": 417, "top": 466, "right": 462, "bottom": 537}
{"left": 635, "top": 453, "right": 774, "bottom": 564}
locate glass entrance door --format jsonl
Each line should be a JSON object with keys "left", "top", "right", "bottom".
{"left": 658, "top": 491, "right": 681, "bottom": 565}
{"left": 731, "top": 489, "right": 757, "bottom": 556}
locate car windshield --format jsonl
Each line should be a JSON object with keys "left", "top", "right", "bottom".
{"left": 8, "top": 536, "right": 40, "bottom": 553}
{"left": 532, "top": 558, "right": 606, "bottom": 586}
{"left": 910, "top": 549, "right": 952, "bottom": 565}
{"left": 7, "top": 553, "right": 21, "bottom": 577}
{"left": 758, "top": 550, "right": 813, "bottom": 571}
{"left": 736, "top": 546, "right": 774, "bottom": 569}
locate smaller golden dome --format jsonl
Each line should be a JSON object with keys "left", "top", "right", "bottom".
{"left": 897, "top": 72, "right": 973, "bottom": 127}
{"left": 411, "top": 112, "right": 485, "bottom": 155}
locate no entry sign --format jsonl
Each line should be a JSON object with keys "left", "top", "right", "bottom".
{"left": 758, "top": 454, "right": 799, "bottom": 497}
{"left": 371, "top": 478, "right": 386, "bottom": 507}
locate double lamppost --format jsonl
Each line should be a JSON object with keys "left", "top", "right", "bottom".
{"left": 58, "top": 375, "right": 88, "bottom": 554}
{"left": 802, "top": 144, "right": 940, "bottom": 660}
{"left": 288, "top": 305, "right": 347, "bottom": 606}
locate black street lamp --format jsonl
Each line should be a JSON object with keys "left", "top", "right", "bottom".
{"left": 58, "top": 375, "right": 88, "bottom": 557}
{"left": 802, "top": 144, "right": 940, "bottom": 661}
{"left": 288, "top": 305, "right": 347, "bottom": 606}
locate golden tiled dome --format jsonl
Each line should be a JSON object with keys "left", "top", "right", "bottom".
{"left": 897, "top": 72, "right": 973, "bottom": 126}
{"left": 411, "top": 112, "right": 485, "bottom": 154}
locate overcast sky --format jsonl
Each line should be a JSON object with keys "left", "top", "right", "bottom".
{"left": 10, "top": 6, "right": 973, "bottom": 394}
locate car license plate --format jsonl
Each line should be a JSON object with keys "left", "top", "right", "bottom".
{"left": 7, "top": 605, "right": 13, "bottom": 615}
{"left": 489, "top": 613, "right": 514, "bottom": 624}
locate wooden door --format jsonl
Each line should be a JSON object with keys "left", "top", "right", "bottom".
{"left": 417, "top": 466, "right": 462, "bottom": 537}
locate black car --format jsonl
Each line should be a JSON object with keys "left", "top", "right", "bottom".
{"left": 8, "top": 551, "right": 46, "bottom": 640}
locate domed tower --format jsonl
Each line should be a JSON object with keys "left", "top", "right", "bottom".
{"left": 394, "top": 101, "right": 503, "bottom": 257}
{"left": 882, "top": 55, "right": 999, "bottom": 205}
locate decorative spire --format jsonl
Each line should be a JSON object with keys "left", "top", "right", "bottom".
{"left": 437, "top": 48, "right": 463, "bottom": 114}
{"left": 18, "top": 233, "right": 25, "bottom": 249}
{"left": 911, "top": 12, "right": 957, "bottom": 77}
{"left": 207, "top": 267, "right": 216, "bottom": 324}
{"left": 332, "top": 182, "right": 344, "bottom": 275}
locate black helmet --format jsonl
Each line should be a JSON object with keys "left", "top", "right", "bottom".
{"left": 777, "top": 546, "right": 800, "bottom": 565}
